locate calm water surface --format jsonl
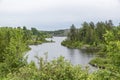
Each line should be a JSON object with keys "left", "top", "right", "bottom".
{"left": 25, "top": 37, "right": 96, "bottom": 70}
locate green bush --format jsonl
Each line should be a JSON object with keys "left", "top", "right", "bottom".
{"left": 6, "top": 56, "right": 89, "bottom": 80}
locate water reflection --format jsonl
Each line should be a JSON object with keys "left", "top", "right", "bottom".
{"left": 25, "top": 37, "right": 95, "bottom": 67}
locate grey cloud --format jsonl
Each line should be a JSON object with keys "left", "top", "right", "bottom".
{"left": 0, "top": 0, "right": 120, "bottom": 30}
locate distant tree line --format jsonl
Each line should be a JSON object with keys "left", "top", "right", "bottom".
{"left": 43, "top": 29, "right": 68, "bottom": 37}
{"left": 62, "top": 20, "right": 120, "bottom": 48}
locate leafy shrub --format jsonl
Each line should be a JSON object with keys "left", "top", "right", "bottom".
{"left": 7, "top": 56, "right": 89, "bottom": 80}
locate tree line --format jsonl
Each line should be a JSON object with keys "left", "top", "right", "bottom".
{"left": 62, "top": 20, "right": 120, "bottom": 48}
{"left": 62, "top": 20, "right": 120, "bottom": 79}
{"left": 1, "top": 23, "right": 120, "bottom": 79}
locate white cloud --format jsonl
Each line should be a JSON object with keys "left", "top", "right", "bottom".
{"left": 0, "top": 0, "right": 120, "bottom": 30}
{"left": 0, "top": 0, "right": 119, "bottom": 12}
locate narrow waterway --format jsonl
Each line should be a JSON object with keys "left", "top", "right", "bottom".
{"left": 25, "top": 37, "right": 96, "bottom": 71}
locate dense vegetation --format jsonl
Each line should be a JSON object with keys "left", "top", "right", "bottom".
{"left": 23, "top": 27, "right": 47, "bottom": 45}
{"left": 0, "top": 27, "right": 46, "bottom": 78}
{"left": 62, "top": 20, "right": 115, "bottom": 48}
{"left": 1, "top": 22, "right": 120, "bottom": 80}
{"left": 62, "top": 20, "right": 120, "bottom": 79}
{"left": 0, "top": 27, "right": 27, "bottom": 77}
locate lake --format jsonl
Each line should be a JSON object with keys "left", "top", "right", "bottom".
{"left": 25, "top": 37, "right": 96, "bottom": 71}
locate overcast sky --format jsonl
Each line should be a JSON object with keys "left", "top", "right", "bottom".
{"left": 0, "top": 0, "right": 120, "bottom": 30}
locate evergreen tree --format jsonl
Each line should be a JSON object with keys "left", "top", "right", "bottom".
{"left": 68, "top": 24, "right": 77, "bottom": 41}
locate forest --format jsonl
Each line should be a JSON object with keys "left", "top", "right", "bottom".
{"left": 0, "top": 20, "right": 120, "bottom": 80}
{"left": 62, "top": 20, "right": 120, "bottom": 79}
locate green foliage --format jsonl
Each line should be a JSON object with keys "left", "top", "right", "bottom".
{"left": 61, "top": 40, "right": 83, "bottom": 48}
{"left": 90, "top": 28, "right": 120, "bottom": 79}
{"left": 0, "top": 26, "right": 47, "bottom": 78}
{"left": 89, "top": 57, "right": 111, "bottom": 68}
{"left": 4, "top": 56, "right": 120, "bottom": 80}
{"left": 103, "top": 30, "right": 120, "bottom": 66}
{"left": 6, "top": 56, "right": 89, "bottom": 80}
{"left": 62, "top": 20, "right": 114, "bottom": 49}
{"left": 89, "top": 69, "right": 120, "bottom": 80}
{"left": 22, "top": 27, "right": 47, "bottom": 45}
{"left": 68, "top": 24, "right": 77, "bottom": 41}
{"left": 23, "top": 26, "right": 32, "bottom": 42}
{"left": 0, "top": 27, "right": 27, "bottom": 77}
{"left": 1, "top": 22, "right": 120, "bottom": 80}
{"left": 62, "top": 20, "right": 120, "bottom": 80}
